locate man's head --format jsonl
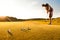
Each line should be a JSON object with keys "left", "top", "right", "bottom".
{"left": 42, "top": 3, "right": 49, "bottom": 7}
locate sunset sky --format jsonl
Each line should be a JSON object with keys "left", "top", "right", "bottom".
{"left": 0, "top": 0, "right": 60, "bottom": 19}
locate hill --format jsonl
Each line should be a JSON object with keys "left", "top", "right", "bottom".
{"left": 0, "top": 16, "right": 60, "bottom": 22}
{"left": 0, "top": 17, "right": 60, "bottom": 40}
{"left": 0, "top": 16, "right": 18, "bottom": 22}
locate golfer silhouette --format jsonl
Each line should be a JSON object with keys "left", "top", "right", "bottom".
{"left": 42, "top": 3, "right": 53, "bottom": 24}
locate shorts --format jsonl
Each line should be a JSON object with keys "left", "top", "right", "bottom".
{"left": 49, "top": 13, "right": 53, "bottom": 18}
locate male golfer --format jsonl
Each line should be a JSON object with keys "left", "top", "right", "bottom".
{"left": 42, "top": 3, "right": 53, "bottom": 24}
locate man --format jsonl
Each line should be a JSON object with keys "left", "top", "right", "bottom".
{"left": 42, "top": 3, "right": 53, "bottom": 24}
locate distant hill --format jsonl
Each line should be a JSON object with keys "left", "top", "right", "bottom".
{"left": 0, "top": 16, "right": 18, "bottom": 22}
{"left": 0, "top": 16, "right": 60, "bottom": 22}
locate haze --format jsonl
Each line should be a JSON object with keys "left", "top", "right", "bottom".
{"left": 0, "top": 0, "right": 60, "bottom": 19}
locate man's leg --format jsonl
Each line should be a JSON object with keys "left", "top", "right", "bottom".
{"left": 49, "top": 13, "right": 52, "bottom": 25}
{"left": 49, "top": 17, "right": 52, "bottom": 25}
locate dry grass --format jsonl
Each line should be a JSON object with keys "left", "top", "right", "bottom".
{"left": 0, "top": 20, "right": 60, "bottom": 40}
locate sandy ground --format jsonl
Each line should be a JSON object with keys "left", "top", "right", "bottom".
{"left": 0, "top": 21, "right": 60, "bottom": 40}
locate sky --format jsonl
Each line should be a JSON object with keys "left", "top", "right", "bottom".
{"left": 0, "top": 0, "right": 60, "bottom": 19}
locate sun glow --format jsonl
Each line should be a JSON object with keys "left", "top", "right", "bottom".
{"left": 0, "top": 0, "right": 49, "bottom": 19}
